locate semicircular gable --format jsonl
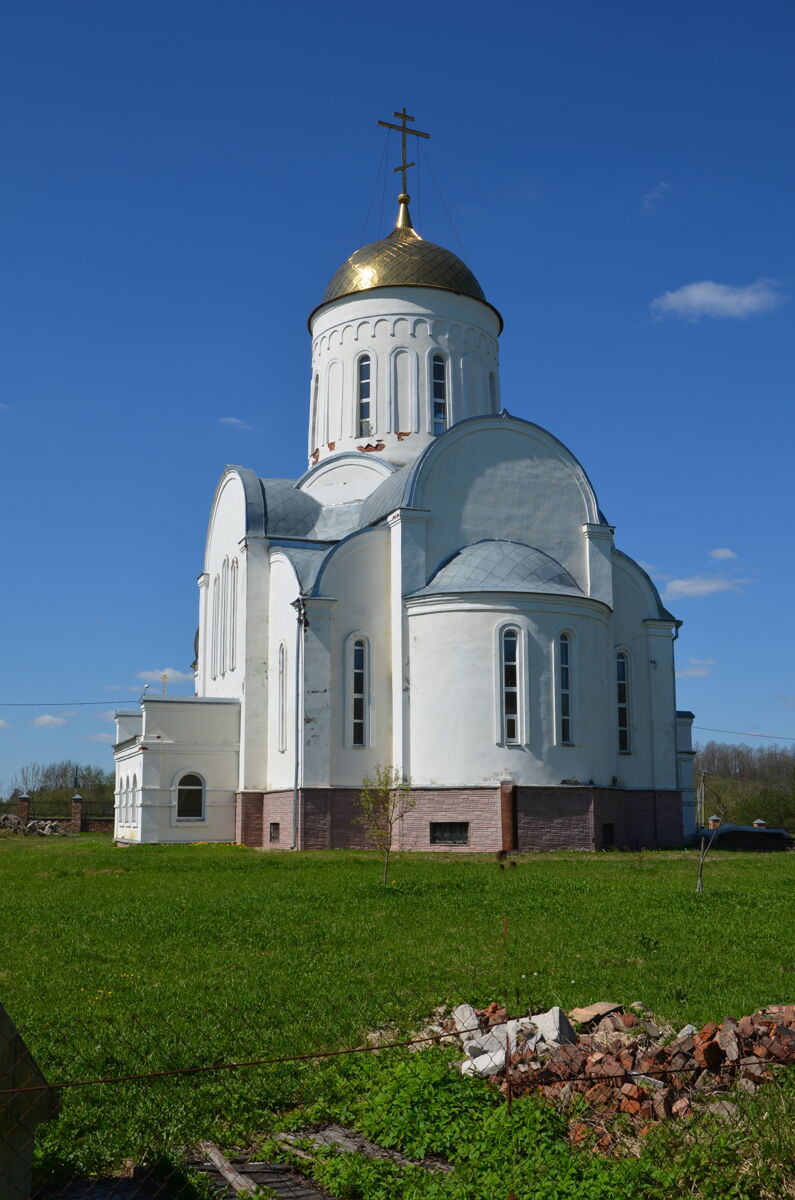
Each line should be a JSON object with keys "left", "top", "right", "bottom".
{"left": 401, "top": 416, "right": 603, "bottom": 584}
{"left": 612, "top": 550, "right": 677, "bottom": 622}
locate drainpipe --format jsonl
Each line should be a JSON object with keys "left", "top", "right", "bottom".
{"left": 291, "top": 596, "right": 308, "bottom": 850}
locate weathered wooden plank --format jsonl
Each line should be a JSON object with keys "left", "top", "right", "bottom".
{"left": 197, "top": 1142, "right": 255, "bottom": 1195}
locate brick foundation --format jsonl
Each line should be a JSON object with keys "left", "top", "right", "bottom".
{"left": 234, "top": 786, "right": 684, "bottom": 852}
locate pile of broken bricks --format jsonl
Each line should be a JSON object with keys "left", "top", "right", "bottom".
{"left": 418, "top": 1000, "right": 795, "bottom": 1148}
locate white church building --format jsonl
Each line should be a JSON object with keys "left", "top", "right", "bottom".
{"left": 114, "top": 118, "right": 696, "bottom": 852}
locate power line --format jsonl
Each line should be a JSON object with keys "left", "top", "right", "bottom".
{"left": 694, "top": 725, "right": 795, "bottom": 743}
{"left": 0, "top": 700, "right": 140, "bottom": 707}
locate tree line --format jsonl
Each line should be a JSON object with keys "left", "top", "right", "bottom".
{"left": 694, "top": 741, "right": 795, "bottom": 832}
{"left": 2, "top": 760, "right": 115, "bottom": 806}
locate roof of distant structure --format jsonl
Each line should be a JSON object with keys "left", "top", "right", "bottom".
{"left": 410, "top": 539, "right": 584, "bottom": 597}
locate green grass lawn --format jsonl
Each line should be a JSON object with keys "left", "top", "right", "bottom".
{"left": 2, "top": 835, "right": 794, "bottom": 1197}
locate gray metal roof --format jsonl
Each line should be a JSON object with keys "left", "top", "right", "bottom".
{"left": 357, "top": 462, "right": 415, "bottom": 528}
{"left": 259, "top": 477, "right": 363, "bottom": 541}
{"left": 274, "top": 545, "right": 330, "bottom": 592}
{"left": 411, "top": 540, "right": 583, "bottom": 597}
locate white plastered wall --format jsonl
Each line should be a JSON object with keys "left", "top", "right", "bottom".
{"left": 311, "top": 527, "right": 392, "bottom": 787}
{"left": 199, "top": 469, "right": 270, "bottom": 790}
{"left": 266, "top": 555, "right": 303, "bottom": 791}
{"left": 309, "top": 288, "right": 501, "bottom": 467}
{"left": 610, "top": 555, "right": 678, "bottom": 789}
{"left": 405, "top": 595, "right": 612, "bottom": 787}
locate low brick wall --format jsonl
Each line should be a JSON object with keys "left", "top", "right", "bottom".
{"left": 262, "top": 792, "right": 295, "bottom": 849}
{"left": 516, "top": 787, "right": 594, "bottom": 852}
{"left": 234, "top": 786, "right": 684, "bottom": 852}
{"left": 400, "top": 789, "right": 501, "bottom": 853}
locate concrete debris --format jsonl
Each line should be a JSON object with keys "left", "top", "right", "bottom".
{"left": 0, "top": 813, "right": 68, "bottom": 836}
{"left": 568, "top": 1002, "right": 623, "bottom": 1026}
{"left": 451, "top": 1003, "right": 481, "bottom": 1044}
{"left": 433, "top": 1000, "right": 795, "bottom": 1151}
{"left": 530, "top": 1006, "right": 576, "bottom": 1047}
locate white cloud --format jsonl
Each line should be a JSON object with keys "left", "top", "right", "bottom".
{"left": 664, "top": 574, "right": 751, "bottom": 599}
{"left": 85, "top": 732, "right": 115, "bottom": 744}
{"left": 642, "top": 181, "right": 670, "bottom": 212}
{"left": 709, "top": 547, "right": 737, "bottom": 560}
{"left": 218, "top": 417, "right": 254, "bottom": 431}
{"left": 0, "top": 403, "right": 10, "bottom": 411}
{"left": 651, "top": 279, "right": 784, "bottom": 321}
{"left": 676, "top": 657, "right": 718, "bottom": 678}
{"left": 136, "top": 667, "right": 195, "bottom": 683}
{"left": 95, "top": 709, "right": 117, "bottom": 723}
{"left": 31, "top": 714, "right": 67, "bottom": 727}
{"left": 0, "top": 718, "right": 11, "bottom": 729}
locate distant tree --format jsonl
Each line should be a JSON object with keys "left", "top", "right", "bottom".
{"left": 355, "top": 763, "right": 417, "bottom": 885}
{"left": 694, "top": 741, "right": 795, "bottom": 832}
{"left": 5, "top": 761, "right": 114, "bottom": 809}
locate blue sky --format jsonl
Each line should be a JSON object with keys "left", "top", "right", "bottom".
{"left": 1, "top": 0, "right": 793, "bottom": 788}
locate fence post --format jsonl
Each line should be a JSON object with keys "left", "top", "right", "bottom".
{"left": 71, "top": 792, "right": 82, "bottom": 835}
{"left": 17, "top": 795, "right": 30, "bottom": 825}
{"left": 0, "top": 1004, "right": 59, "bottom": 1200}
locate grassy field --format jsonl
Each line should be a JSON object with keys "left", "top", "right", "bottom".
{"left": 2, "top": 835, "right": 794, "bottom": 1197}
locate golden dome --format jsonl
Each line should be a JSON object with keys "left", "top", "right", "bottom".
{"left": 312, "top": 196, "right": 502, "bottom": 329}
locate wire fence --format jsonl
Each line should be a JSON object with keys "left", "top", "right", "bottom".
{"left": 3, "top": 992, "right": 794, "bottom": 1200}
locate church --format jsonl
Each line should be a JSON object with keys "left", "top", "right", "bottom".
{"left": 113, "top": 112, "right": 696, "bottom": 852}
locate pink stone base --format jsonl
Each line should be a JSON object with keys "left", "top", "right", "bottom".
{"left": 235, "top": 786, "right": 683, "bottom": 852}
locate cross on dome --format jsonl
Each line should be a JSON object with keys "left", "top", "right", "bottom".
{"left": 377, "top": 107, "right": 430, "bottom": 202}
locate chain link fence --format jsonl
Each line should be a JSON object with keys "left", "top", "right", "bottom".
{"left": 4, "top": 991, "right": 795, "bottom": 1199}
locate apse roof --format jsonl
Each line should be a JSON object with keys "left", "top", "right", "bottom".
{"left": 411, "top": 540, "right": 584, "bottom": 597}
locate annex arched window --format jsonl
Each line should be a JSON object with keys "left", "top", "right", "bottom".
{"left": 431, "top": 354, "right": 448, "bottom": 435}
{"left": 229, "top": 556, "right": 237, "bottom": 672}
{"left": 211, "top": 575, "right": 220, "bottom": 679}
{"left": 616, "top": 651, "right": 631, "bottom": 754}
{"left": 277, "top": 641, "right": 287, "bottom": 753}
{"left": 131, "top": 774, "right": 138, "bottom": 826}
{"left": 501, "top": 627, "right": 520, "bottom": 744}
{"left": 349, "top": 635, "right": 369, "bottom": 747}
{"left": 558, "top": 633, "right": 573, "bottom": 745}
{"left": 176, "top": 772, "right": 204, "bottom": 821}
{"left": 357, "top": 355, "right": 372, "bottom": 437}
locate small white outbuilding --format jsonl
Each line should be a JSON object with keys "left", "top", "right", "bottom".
{"left": 114, "top": 170, "right": 696, "bottom": 852}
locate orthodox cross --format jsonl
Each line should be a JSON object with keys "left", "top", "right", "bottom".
{"left": 377, "top": 108, "right": 430, "bottom": 195}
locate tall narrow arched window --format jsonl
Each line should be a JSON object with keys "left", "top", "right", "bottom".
{"left": 431, "top": 354, "right": 447, "bottom": 435}
{"left": 131, "top": 774, "right": 138, "bottom": 827}
{"left": 176, "top": 772, "right": 204, "bottom": 820}
{"left": 277, "top": 641, "right": 287, "bottom": 753}
{"left": 357, "top": 355, "right": 372, "bottom": 437}
{"left": 229, "top": 559, "right": 238, "bottom": 672}
{"left": 124, "top": 778, "right": 131, "bottom": 825}
{"left": 617, "top": 651, "right": 630, "bottom": 753}
{"left": 220, "top": 559, "right": 229, "bottom": 676}
{"left": 489, "top": 371, "right": 498, "bottom": 412}
{"left": 558, "top": 633, "right": 573, "bottom": 744}
{"left": 211, "top": 575, "right": 220, "bottom": 679}
{"left": 351, "top": 637, "right": 368, "bottom": 747}
{"left": 311, "top": 372, "right": 319, "bottom": 448}
{"left": 501, "top": 628, "right": 520, "bottom": 744}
